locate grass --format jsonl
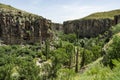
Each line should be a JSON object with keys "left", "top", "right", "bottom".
{"left": 0, "top": 3, "right": 43, "bottom": 18}
{"left": 66, "top": 9, "right": 120, "bottom": 22}
{"left": 55, "top": 57, "right": 120, "bottom": 80}
{"left": 74, "top": 59, "right": 120, "bottom": 80}
{"left": 83, "top": 9, "right": 120, "bottom": 20}
{"left": 0, "top": 3, "right": 17, "bottom": 11}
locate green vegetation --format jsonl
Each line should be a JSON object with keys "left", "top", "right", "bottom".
{"left": 0, "top": 34, "right": 105, "bottom": 80}
{"left": 103, "top": 33, "right": 120, "bottom": 68}
{"left": 83, "top": 9, "right": 120, "bottom": 19}
{"left": 0, "top": 3, "right": 17, "bottom": 11}
{"left": 0, "top": 3, "right": 42, "bottom": 18}
{"left": 1, "top": 27, "right": 119, "bottom": 80}
{"left": 67, "top": 9, "right": 120, "bottom": 22}
{"left": 111, "top": 24, "right": 120, "bottom": 34}
{"left": 1, "top": 3, "right": 120, "bottom": 80}
{"left": 74, "top": 59, "right": 120, "bottom": 80}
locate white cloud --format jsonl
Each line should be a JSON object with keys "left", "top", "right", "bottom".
{"left": 38, "top": 4, "right": 108, "bottom": 23}
{"left": 1, "top": 0, "right": 119, "bottom": 23}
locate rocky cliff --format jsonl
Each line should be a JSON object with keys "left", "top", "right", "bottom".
{"left": 1, "top": 3, "right": 120, "bottom": 44}
{"left": 51, "top": 23, "right": 63, "bottom": 31}
{"left": 63, "top": 9, "right": 120, "bottom": 38}
{"left": 0, "top": 8, "right": 54, "bottom": 44}
{"left": 63, "top": 19, "right": 113, "bottom": 37}
{"left": 114, "top": 15, "right": 120, "bottom": 24}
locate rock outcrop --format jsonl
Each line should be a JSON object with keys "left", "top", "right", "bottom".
{"left": 0, "top": 10, "right": 53, "bottom": 44}
{"left": 63, "top": 19, "right": 114, "bottom": 38}
{"left": 1, "top": 3, "right": 120, "bottom": 44}
{"left": 51, "top": 23, "right": 63, "bottom": 31}
{"left": 114, "top": 15, "right": 120, "bottom": 24}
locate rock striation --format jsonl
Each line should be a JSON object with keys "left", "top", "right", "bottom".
{"left": 1, "top": 3, "right": 120, "bottom": 44}
{"left": 51, "top": 23, "right": 63, "bottom": 31}
{"left": 114, "top": 15, "right": 120, "bottom": 24}
{"left": 0, "top": 10, "right": 53, "bottom": 44}
{"left": 63, "top": 19, "right": 114, "bottom": 38}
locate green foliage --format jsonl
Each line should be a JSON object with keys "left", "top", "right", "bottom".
{"left": 0, "top": 3, "right": 43, "bottom": 19}
{"left": 79, "top": 37, "right": 103, "bottom": 66}
{"left": 18, "top": 59, "right": 41, "bottom": 80}
{"left": 75, "top": 59, "right": 120, "bottom": 80}
{"left": 0, "top": 64, "right": 13, "bottom": 80}
{"left": 0, "top": 45, "right": 43, "bottom": 80}
{"left": 0, "top": 3, "right": 17, "bottom": 11}
{"left": 65, "top": 43, "right": 74, "bottom": 68}
{"left": 103, "top": 35, "right": 120, "bottom": 67}
{"left": 83, "top": 49, "right": 93, "bottom": 65}
{"left": 83, "top": 9, "right": 120, "bottom": 20}
{"left": 56, "top": 69, "right": 75, "bottom": 80}
{"left": 111, "top": 24, "right": 120, "bottom": 35}
{"left": 51, "top": 48, "right": 68, "bottom": 65}
{"left": 91, "top": 45, "right": 102, "bottom": 61}
{"left": 60, "top": 33, "right": 76, "bottom": 43}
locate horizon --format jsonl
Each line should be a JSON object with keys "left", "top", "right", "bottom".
{"left": 1, "top": 0, "right": 120, "bottom": 23}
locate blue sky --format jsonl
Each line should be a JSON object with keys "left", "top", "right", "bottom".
{"left": 0, "top": 0, "right": 120, "bottom": 23}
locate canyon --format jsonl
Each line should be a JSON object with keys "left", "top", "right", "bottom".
{"left": 0, "top": 3, "right": 120, "bottom": 44}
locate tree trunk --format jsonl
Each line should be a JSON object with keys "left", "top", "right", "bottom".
{"left": 80, "top": 48, "right": 85, "bottom": 69}
{"left": 75, "top": 47, "right": 79, "bottom": 73}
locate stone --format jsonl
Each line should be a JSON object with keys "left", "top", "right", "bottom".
{"left": 63, "top": 19, "right": 114, "bottom": 38}
{"left": 0, "top": 10, "right": 53, "bottom": 44}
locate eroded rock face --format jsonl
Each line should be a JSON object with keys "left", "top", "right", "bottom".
{"left": 63, "top": 19, "right": 113, "bottom": 38}
{"left": 114, "top": 15, "right": 120, "bottom": 24}
{"left": 51, "top": 23, "right": 63, "bottom": 31}
{"left": 0, "top": 11, "right": 53, "bottom": 44}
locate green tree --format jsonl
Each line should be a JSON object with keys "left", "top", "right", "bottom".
{"left": 61, "top": 33, "right": 76, "bottom": 43}
{"left": 45, "top": 39, "right": 50, "bottom": 60}
{"left": 18, "top": 58, "right": 41, "bottom": 80}
{"left": 65, "top": 44, "right": 74, "bottom": 69}
{"left": 103, "top": 35, "right": 120, "bottom": 68}
{"left": 51, "top": 48, "right": 68, "bottom": 78}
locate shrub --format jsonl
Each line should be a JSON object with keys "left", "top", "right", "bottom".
{"left": 103, "top": 35, "right": 120, "bottom": 68}
{"left": 111, "top": 24, "right": 120, "bottom": 35}
{"left": 60, "top": 33, "right": 76, "bottom": 43}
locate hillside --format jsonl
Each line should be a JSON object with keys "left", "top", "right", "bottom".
{"left": 83, "top": 9, "right": 120, "bottom": 20}
{"left": 0, "top": 3, "right": 42, "bottom": 18}
{"left": 63, "top": 9, "right": 120, "bottom": 38}
{"left": 0, "top": 3, "right": 17, "bottom": 11}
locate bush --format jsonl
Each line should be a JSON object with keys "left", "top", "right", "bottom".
{"left": 56, "top": 69, "right": 75, "bottom": 80}
{"left": 103, "top": 35, "right": 120, "bottom": 68}
{"left": 60, "top": 33, "right": 76, "bottom": 43}
{"left": 111, "top": 24, "right": 120, "bottom": 35}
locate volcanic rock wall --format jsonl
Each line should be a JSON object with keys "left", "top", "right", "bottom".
{"left": 114, "top": 15, "right": 120, "bottom": 24}
{"left": 0, "top": 11, "right": 53, "bottom": 44}
{"left": 51, "top": 23, "right": 63, "bottom": 31}
{"left": 63, "top": 19, "right": 114, "bottom": 38}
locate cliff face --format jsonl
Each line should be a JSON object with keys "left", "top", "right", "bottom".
{"left": 63, "top": 19, "right": 114, "bottom": 38}
{"left": 114, "top": 15, "right": 120, "bottom": 24}
{"left": 0, "top": 10, "right": 53, "bottom": 44}
{"left": 51, "top": 23, "right": 63, "bottom": 31}
{"left": 63, "top": 9, "right": 120, "bottom": 38}
{"left": 1, "top": 3, "right": 120, "bottom": 45}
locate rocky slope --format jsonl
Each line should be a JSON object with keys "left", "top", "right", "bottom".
{"left": 0, "top": 3, "right": 60, "bottom": 44}
{"left": 63, "top": 10, "right": 120, "bottom": 38}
